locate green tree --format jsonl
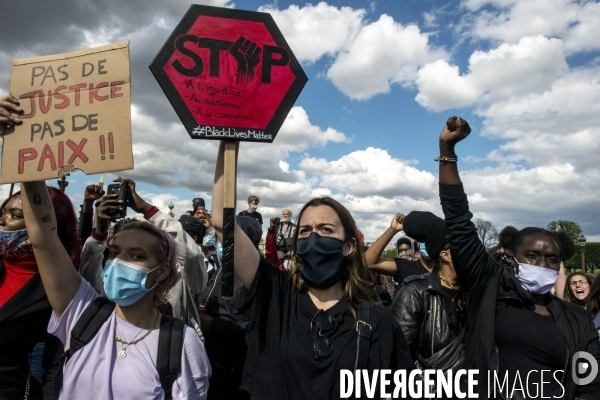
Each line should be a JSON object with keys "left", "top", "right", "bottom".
{"left": 382, "top": 248, "right": 397, "bottom": 258}
{"left": 547, "top": 220, "right": 583, "bottom": 244}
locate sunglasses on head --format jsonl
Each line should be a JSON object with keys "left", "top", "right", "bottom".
{"left": 311, "top": 310, "right": 335, "bottom": 360}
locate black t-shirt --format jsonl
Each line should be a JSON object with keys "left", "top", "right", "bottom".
{"left": 239, "top": 257, "right": 414, "bottom": 400}
{"left": 495, "top": 304, "right": 567, "bottom": 399}
{"left": 238, "top": 210, "right": 263, "bottom": 226}
{"left": 394, "top": 258, "right": 429, "bottom": 284}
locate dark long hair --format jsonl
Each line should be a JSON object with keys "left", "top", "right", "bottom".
{"left": 289, "top": 197, "right": 377, "bottom": 325}
{"left": 586, "top": 274, "right": 600, "bottom": 318}
{"left": 2, "top": 187, "right": 81, "bottom": 269}
{"left": 563, "top": 272, "right": 592, "bottom": 303}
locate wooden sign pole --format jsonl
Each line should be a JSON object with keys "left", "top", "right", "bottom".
{"left": 221, "top": 141, "right": 238, "bottom": 297}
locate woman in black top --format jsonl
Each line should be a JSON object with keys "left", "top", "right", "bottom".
{"left": 211, "top": 141, "right": 414, "bottom": 400}
{"left": 437, "top": 116, "right": 600, "bottom": 399}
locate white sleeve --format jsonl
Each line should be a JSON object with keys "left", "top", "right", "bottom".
{"left": 78, "top": 235, "right": 107, "bottom": 295}
{"left": 47, "top": 279, "right": 100, "bottom": 349}
{"left": 148, "top": 210, "right": 207, "bottom": 294}
{"left": 172, "top": 326, "right": 212, "bottom": 399}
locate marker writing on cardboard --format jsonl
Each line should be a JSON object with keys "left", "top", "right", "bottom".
{"left": 99, "top": 132, "right": 114, "bottom": 160}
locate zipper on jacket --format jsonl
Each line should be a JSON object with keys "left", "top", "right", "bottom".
{"left": 431, "top": 296, "right": 437, "bottom": 355}
{"left": 561, "top": 346, "right": 569, "bottom": 387}
{"left": 495, "top": 346, "right": 508, "bottom": 400}
{"left": 205, "top": 266, "right": 222, "bottom": 301}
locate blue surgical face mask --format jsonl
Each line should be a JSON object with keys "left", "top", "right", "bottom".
{"left": 216, "top": 241, "right": 223, "bottom": 260}
{"left": 517, "top": 262, "right": 559, "bottom": 295}
{"left": 0, "top": 228, "right": 33, "bottom": 259}
{"left": 101, "top": 258, "right": 160, "bottom": 306}
{"left": 419, "top": 242, "right": 431, "bottom": 260}
{"left": 203, "top": 235, "right": 214, "bottom": 247}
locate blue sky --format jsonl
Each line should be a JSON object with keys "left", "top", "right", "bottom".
{"left": 1, "top": 0, "right": 599, "bottom": 242}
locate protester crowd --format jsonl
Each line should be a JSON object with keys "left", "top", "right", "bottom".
{"left": 1, "top": 92, "right": 600, "bottom": 400}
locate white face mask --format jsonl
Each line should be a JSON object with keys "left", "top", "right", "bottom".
{"left": 250, "top": 204, "right": 258, "bottom": 211}
{"left": 517, "top": 262, "right": 559, "bottom": 294}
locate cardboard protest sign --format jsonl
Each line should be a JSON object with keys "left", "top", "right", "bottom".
{"left": 0, "top": 41, "right": 132, "bottom": 184}
{"left": 150, "top": 5, "right": 307, "bottom": 143}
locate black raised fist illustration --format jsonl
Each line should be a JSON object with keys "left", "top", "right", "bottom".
{"left": 229, "top": 36, "right": 261, "bottom": 83}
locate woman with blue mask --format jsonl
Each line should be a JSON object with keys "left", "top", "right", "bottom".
{"left": 211, "top": 141, "right": 413, "bottom": 400}
{"left": 438, "top": 116, "right": 600, "bottom": 399}
{"left": 14, "top": 177, "right": 211, "bottom": 399}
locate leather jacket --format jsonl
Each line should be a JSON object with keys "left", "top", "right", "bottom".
{"left": 390, "top": 271, "right": 466, "bottom": 371}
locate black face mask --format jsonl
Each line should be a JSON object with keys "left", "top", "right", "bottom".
{"left": 296, "top": 232, "right": 349, "bottom": 290}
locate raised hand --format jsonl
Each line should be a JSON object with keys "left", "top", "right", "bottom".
{"left": 0, "top": 95, "right": 23, "bottom": 137}
{"left": 390, "top": 213, "right": 405, "bottom": 232}
{"left": 197, "top": 211, "right": 213, "bottom": 229}
{"left": 229, "top": 36, "right": 261, "bottom": 83}
{"left": 438, "top": 117, "right": 470, "bottom": 185}
{"left": 84, "top": 184, "right": 105, "bottom": 202}
{"left": 439, "top": 116, "right": 471, "bottom": 148}
{"left": 96, "top": 194, "right": 121, "bottom": 233}
{"left": 113, "top": 176, "right": 152, "bottom": 214}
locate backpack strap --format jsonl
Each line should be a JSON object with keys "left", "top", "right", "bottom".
{"left": 354, "top": 308, "right": 371, "bottom": 371}
{"left": 54, "top": 297, "right": 115, "bottom": 400}
{"left": 156, "top": 315, "right": 185, "bottom": 400}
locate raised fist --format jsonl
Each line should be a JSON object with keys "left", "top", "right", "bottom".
{"left": 229, "top": 36, "right": 261, "bottom": 83}
{"left": 390, "top": 213, "right": 405, "bottom": 232}
{"left": 439, "top": 116, "right": 471, "bottom": 147}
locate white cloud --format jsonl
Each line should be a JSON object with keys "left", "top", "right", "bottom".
{"left": 563, "top": 2, "right": 600, "bottom": 54}
{"left": 327, "top": 15, "right": 448, "bottom": 100}
{"left": 272, "top": 106, "right": 352, "bottom": 151}
{"left": 279, "top": 161, "right": 290, "bottom": 173}
{"left": 258, "top": 2, "right": 365, "bottom": 64}
{"left": 462, "top": 0, "right": 600, "bottom": 55}
{"left": 123, "top": 104, "right": 351, "bottom": 198}
{"left": 415, "top": 35, "right": 567, "bottom": 111}
{"left": 415, "top": 60, "right": 481, "bottom": 111}
{"left": 299, "top": 147, "right": 436, "bottom": 199}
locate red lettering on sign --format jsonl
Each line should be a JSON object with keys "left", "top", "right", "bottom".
{"left": 58, "top": 141, "right": 64, "bottom": 168}
{"left": 18, "top": 148, "right": 38, "bottom": 174}
{"left": 37, "top": 144, "right": 57, "bottom": 171}
{"left": 18, "top": 140, "right": 90, "bottom": 175}
{"left": 53, "top": 86, "right": 70, "bottom": 109}
{"left": 69, "top": 83, "right": 87, "bottom": 106}
{"left": 93, "top": 82, "right": 109, "bottom": 101}
{"left": 19, "top": 91, "right": 42, "bottom": 119}
{"left": 111, "top": 81, "right": 124, "bottom": 98}
{"left": 66, "top": 139, "right": 89, "bottom": 164}
{"left": 39, "top": 90, "right": 53, "bottom": 114}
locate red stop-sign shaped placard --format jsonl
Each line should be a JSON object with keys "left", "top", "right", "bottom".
{"left": 150, "top": 6, "right": 307, "bottom": 142}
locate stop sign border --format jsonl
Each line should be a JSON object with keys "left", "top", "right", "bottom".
{"left": 150, "top": 5, "right": 308, "bottom": 143}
